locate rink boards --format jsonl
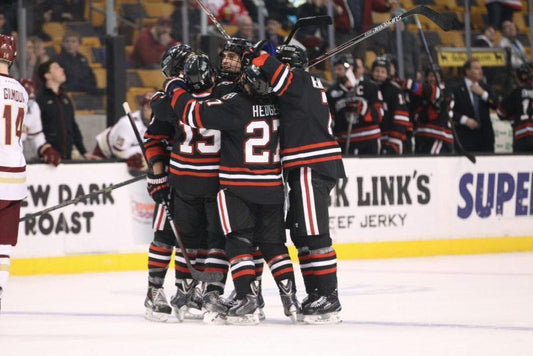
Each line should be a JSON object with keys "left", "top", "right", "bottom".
{"left": 11, "top": 156, "right": 533, "bottom": 275}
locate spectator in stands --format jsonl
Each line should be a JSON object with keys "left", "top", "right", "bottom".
{"left": 296, "top": 0, "right": 328, "bottom": 48}
{"left": 263, "top": 15, "right": 285, "bottom": 55}
{"left": 171, "top": 0, "right": 202, "bottom": 45}
{"left": 233, "top": 14, "right": 256, "bottom": 41}
{"left": 499, "top": 21, "right": 528, "bottom": 70}
{"left": 36, "top": 60, "right": 97, "bottom": 160}
{"left": 218, "top": 0, "right": 249, "bottom": 25}
{"left": 130, "top": 17, "right": 177, "bottom": 69}
{"left": 56, "top": 31, "right": 99, "bottom": 94}
{"left": 452, "top": 59, "right": 499, "bottom": 153}
{"left": 0, "top": 12, "right": 13, "bottom": 36}
{"left": 265, "top": 0, "right": 296, "bottom": 27}
{"left": 485, "top": 0, "right": 522, "bottom": 30}
{"left": 473, "top": 25, "right": 496, "bottom": 47}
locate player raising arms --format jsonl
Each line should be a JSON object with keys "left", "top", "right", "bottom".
{"left": 251, "top": 44, "right": 346, "bottom": 324}
{"left": 164, "top": 56, "right": 300, "bottom": 325}
{"left": 0, "top": 35, "right": 29, "bottom": 311}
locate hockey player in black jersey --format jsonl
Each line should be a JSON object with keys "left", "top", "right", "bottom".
{"left": 327, "top": 55, "right": 384, "bottom": 155}
{"left": 166, "top": 57, "right": 299, "bottom": 325}
{"left": 142, "top": 44, "right": 193, "bottom": 322}
{"left": 497, "top": 64, "right": 533, "bottom": 152}
{"left": 410, "top": 68, "right": 454, "bottom": 154}
{"left": 371, "top": 57, "right": 411, "bottom": 155}
{"left": 252, "top": 45, "right": 345, "bottom": 324}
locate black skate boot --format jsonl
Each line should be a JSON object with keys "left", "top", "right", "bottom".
{"left": 278, "top": 279, "right": 301, "bottom": 323}
{"left": 298, "top": 290, "right": 320, "bottom": 322}
{"left": 302, "top": 289, "right": 342, "bottom": 325}
{"left": 144, "top": 286, "right": 172, "bottom": 322}
{"left": 170, "top": 279, "right": 204, "bottom": 321}
{"left": 226, "top": 281, "right": 260, "bottom": 325}
{"left": 202, "top": 290, "right": 233, "bottom": 324}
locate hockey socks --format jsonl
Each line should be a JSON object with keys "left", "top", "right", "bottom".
{"left": 174, "top": 248, "right": 198, "bottom": 280}
{"left": 204, "top": 248, "right": 229, "bottom": 294}
{"left": 299, "top": 246, "right": 338, "bottom": 296}
{"left": 147, "top": 241, "right": 173, "bottom": 288}
{"left": 229, "top": 254, "right": 256, "bottom": 299}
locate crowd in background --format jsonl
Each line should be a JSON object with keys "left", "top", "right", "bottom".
{"left": 1, "top": 0, "right": 532, "bottom": 165}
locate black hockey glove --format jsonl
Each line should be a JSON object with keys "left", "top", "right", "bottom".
{"left": 243, "top": 40, "right": 267, "bottom": 66}
{"left": 147, "top": 171, "right": 170, "bottom": 204}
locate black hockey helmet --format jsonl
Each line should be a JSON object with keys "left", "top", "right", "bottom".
{"left": 333, "top": 53, "right": 354, "bottom": 68}
{"left": 160, "top": 44, "right": 193, "bottom": 78}
{"left": 242, "top": 65, "right": 272, "bottom": 98}
{"left": 219, "top": 37, "right": 253, "bottom": 81}
{"left": 184, "top": 54, "right": 215, "bottom": 92}
{"left": 371, "top": 56, "right": 390, "bottom": 74}
{"left": 516, "top": 63, "right": 532, "bottom": 83}
{"left": 275, "top": 44, "right": 308, "bottom": 68}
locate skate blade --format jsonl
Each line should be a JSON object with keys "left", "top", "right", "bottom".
{"left": 258, "top": 308, "right": 266, "bottom": 321}
{"left": 225, "top": 313, "right": 260, "bottom": 325}
{"left": 172, "top": 305, "right": 187, "bottom": 322}
{"left": 144, "top": 308, "right": 170, "bottom": 322}
{"left": 184, "top": 307, "right": 205, "bottom": 320}
{"left": 288, "top": 311, "right": 299, "bottom": 324}
{"left": 303, "top": 311, "right": 342, "bottom": 325}
{"left": 203, "top": 311, "right": 227, "bottom": 325}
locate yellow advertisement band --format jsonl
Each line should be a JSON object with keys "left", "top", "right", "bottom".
{"left": 10, "top": 236, "right": 533, "bottom": 276}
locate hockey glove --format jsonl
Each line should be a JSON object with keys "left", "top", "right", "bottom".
{"left": 38, "top": 143, "right": 61, "bottom": 166}
{"left": 243, "top": 40, "right": 267, "bottom": 66}
{"left": 147, "top": 171, "right": 170, "bottom": 204}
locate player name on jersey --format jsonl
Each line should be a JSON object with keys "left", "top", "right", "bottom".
{"left": 252, "top": 104, "right": 279, "bottom": 118}
{"left": 4, "top": 88, "right": 25, "bottom": 102}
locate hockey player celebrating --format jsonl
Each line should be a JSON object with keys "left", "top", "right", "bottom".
{"left": 327, "top": 55, "right": 384, "bottom": 155}
{"left": 371, "top": 57, "right": 411, "bottom": 155}
{"left": 410, "top": 68, "right": 454, "bottom": 154}
{"left": 497, "top": 64, "right": 533, "bottom": 152}
{"left": 0, "top": 35, "right": 29, "bottom": 311}
{"left": 165, "top": 56, "right": 300, "bottom": 325}
{"left": 19, "top": 78, "right": 62, "bottom": 166}
{"left": 251, "top": 44, "right": 346, "bottom": 324}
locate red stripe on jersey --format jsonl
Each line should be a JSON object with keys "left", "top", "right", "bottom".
{"left": 283, "top": 155, "right": 342, "bottom": 169}
{"left": 299, "top": 251, "right": 336, "bottom": 261}
{"left": 169, "top": 167, "right": 219, "bottom": 177}
{"left": 171, "top": 89, "right": 186, "bottom": 108}
{"left": 0, "top": 166, "right": 25, "bottom": 173}
{"left": 219, "top": 166, "right": 281, "bottom": 174}
{"left": 395, "top": 110, "right": 410, "bottom": 117}
{"left": 252, "top": 53, "right": 269, "bottom": 67}
{"left": 182, "top": 100, "right": 194, "bottom": 126}
{"left": 171, "top": 153, "right": 220, "bottom": 163}
{"left": 232, "top": 269, "right": 255, "bottom": 279}
{"left": 415, "top": 132, "right": 453, "bottom": 143}
{"left": 220, "top": 180, "right": 283, "bottom": 187}
{"left": 281, "top": 141, "right": 339, "bottom": 154}
{"left": 194, "top": 102, "right": 204, "bottom": 128}
{"left": 277, "top": 72, "right": 293, "bottom": 96}
{"left": 271, "top": 64, "right": 285, "bottom": 86}
{"left": 303, "top": 167, "right": 317, "bottom": 235}
{"left": 143, "top": 133, "right": 170, "bottom": 140}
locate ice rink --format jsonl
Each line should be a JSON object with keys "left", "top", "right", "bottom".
{"left": 1, "top": 253, "right": 533, "bottom": 356}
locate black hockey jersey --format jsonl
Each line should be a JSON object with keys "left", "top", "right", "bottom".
{"left": 378, "top": 79, "right": 410, "bottom": 154}
{"left": 410, "top": 82, "right": 453, "bottom": 144}
{"left": 171, "top": 87, "right": 284, "bottom": 205}
{"left": 327, "top": 79, "right": 383, "bottom": 145}
{"left": 252, "top": 54, "right": 346, "bottom": 179}
{"left": 497, "top": 83, "right": 533, "bottom": 146}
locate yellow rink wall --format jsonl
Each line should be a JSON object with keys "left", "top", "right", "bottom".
{"left": 11, "top": 237, "right": 533, "bottom": 276}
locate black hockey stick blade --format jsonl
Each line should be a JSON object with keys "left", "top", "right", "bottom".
{"left": 284, "top": 15, "right": 332, "bottom": 44}
{"left": 411, "top": 5, "right": 461, "bottom": 31}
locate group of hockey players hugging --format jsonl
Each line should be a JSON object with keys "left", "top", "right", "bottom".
{"left": 142, "top": 38, "right": 346, "bottom": 325}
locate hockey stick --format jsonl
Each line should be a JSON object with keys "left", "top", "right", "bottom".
{"left": 20, "top": 174, "right": 146, "bottom": 222}
{"left": 308, "top": 6, "right": 458, "bottom": 68}
{"left": 194, "top": 0, "right": 231, "bottom": 40}
{"left": 284, "top": 15, "right": 333, "bottom": 45}
{"left": 414, "top": 15, "right": 476, "bottom": 164}
{"left": 344, "top": 115, "right": 354, "bottom": 155}
{"left": 122, "top": 102, "right": 223, "bottom": 283}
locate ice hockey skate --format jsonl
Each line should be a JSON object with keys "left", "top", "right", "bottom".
{"left": 170, "top": 279, "right": 205, "bottom": 321}
{"left": 278, "top": 279, "right": 301, "bottom": 323}
{"left": 144, "top": 287, "right": 172, "bottom": 322}
{"left": 202, "top": 290, "right": 233, "bottom": 324}
{"left": 226, "top": 281, "right": 261, "bottom": 325}
{"left": 302, "top": 290, "right": 342, "bottom": 325}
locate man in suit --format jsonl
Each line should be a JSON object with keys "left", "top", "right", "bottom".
{"left": 452, "top": 59, "right": 499, "bottom": 153}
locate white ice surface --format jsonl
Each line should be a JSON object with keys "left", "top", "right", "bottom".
{"left": 1, "top": 253, "right": 533, "bottom": 356}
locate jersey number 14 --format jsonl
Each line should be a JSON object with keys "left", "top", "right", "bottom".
{"left": 2, "top": 104, "right": 24, "bottom": 145}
